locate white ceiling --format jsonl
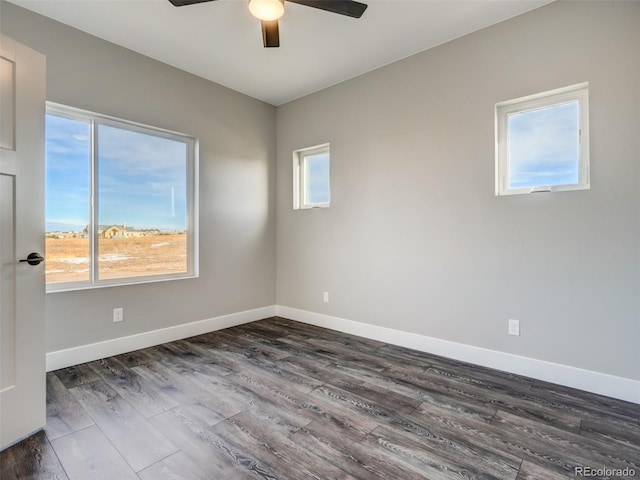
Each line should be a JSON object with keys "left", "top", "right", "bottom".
{"left": 9, "top": 0, "right": 553, "bottom": 105}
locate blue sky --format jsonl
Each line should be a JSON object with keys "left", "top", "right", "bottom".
{"left": 46, "top": 115, "right": 188, "bottom": 232}
{"left": 305, "top": 153, "right": 330, "bottom": 204}
{"left": 45, "top": 115, "right": 90, "bottom": 232}
{"left": 508, "top": 101, "right": 580, "bottom": 188}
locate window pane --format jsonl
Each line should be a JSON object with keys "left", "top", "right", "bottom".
{"left": 304, "top": 153, "right": 330, "bottom": 205}
{"left": 508, "top": 101, "right": 579, "bottom": 189}
{"left": 97, "top": 124, "right": 188, "bottom": 280}
{"left": 45, "top": 114, "right": 91, "bottom": 284}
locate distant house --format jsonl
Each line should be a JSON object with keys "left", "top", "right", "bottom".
{"left": 82, "top": 223, "right": 155, "bottom": 239}
{"left": 46, "top": 231, "right": 81, "bottom": 239}
{"left": 101, "top": 225, "right": 127, "bottom": 239}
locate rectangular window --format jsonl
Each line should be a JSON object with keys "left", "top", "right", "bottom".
{"left": 45, "top": 103, "right": 198, "bottom": 291}
{"left": 293, "top": 144, "right": 330, "bottom": 209}
{"left": 495, "top": 83, "right": 589, "bottom": 196}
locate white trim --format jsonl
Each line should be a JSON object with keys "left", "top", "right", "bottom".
{"left": 293, "top": 143, "right": 330, "bottom": 210}
{"left": 46, "top": 305, "right": 276, "bottom": 371}
{"left": 45, "top": 101, "right": 199, "bottom": 292}
{"left": 46, "top": 303, "right": 639, "bottom": 404}
{"left": 275, "top": 305, "right": 640, "bottom": 404}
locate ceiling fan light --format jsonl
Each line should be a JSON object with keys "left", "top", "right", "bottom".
{"left": 248, "top": 0, "right": 284, "bottom": 21}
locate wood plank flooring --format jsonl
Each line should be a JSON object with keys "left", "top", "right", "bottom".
{"left": 2, "top": 317, "right": 639, "bottom": 479}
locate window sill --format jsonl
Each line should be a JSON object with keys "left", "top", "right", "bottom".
{"left": 46, "top": 272, "right": 198, "bottom": 294}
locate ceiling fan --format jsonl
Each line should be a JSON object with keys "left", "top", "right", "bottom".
{"left": 168, "top": 0, "right": 368, "bottom": 48}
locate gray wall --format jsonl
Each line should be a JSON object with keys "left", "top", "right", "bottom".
{"left": 276, "top": 1, "right": 640, "bottom": 380}
{"left": 1, "top": 2, "right": 277, "bottom": 352}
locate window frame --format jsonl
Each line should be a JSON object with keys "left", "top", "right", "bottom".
{"left": 495, "top": 83, "right": 590, "bottom": 196}
{"left": 45, "top": 102, "right": 199, "bottom": 292}
{"left": 293, "top": 143, "right": 331, "bottom": 210}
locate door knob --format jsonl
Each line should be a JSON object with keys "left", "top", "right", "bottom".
{"left": 19, "top": 252, "right": 45, "bottom": 266}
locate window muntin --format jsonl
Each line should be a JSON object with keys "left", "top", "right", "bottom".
{"left": 45, "top": 103, "right": 197, "bottom": 291}
{"left": 495, "top": 83, "right": 589, "bottom": 196}
{"left": 294, "top": 144, "right": 330, "bottom": 209}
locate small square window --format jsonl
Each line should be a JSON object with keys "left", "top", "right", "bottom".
{"left": 495, "top": 83, "right": 589, "bottom": 196}
{"left": 293, "top": 144, "right": 330, "bottom": 209}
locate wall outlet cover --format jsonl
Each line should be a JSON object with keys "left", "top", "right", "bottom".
{"left": 508, "top": 319, "right": 520, "bottom": 336}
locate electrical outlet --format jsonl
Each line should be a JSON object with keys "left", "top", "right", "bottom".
{"left": 508, "top": 319, "right": 520, "bottom": 336}
{"left": 323, "top": 291, "right": 329, "bottom": 303}
{"left": 113, "top": 307, "right": 124, "bottom": 323}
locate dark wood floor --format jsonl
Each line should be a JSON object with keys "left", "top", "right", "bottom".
{"left": 2, "top": 317, "right": 639, "bottom": 479}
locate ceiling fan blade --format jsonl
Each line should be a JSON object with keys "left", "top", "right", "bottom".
{"left": 168, "top": 0, "right": 218, "bottom": 7}
{"left": 286, "top": 0, "right": 367, "bottom": 18}
{"left": 261, "top": 20, "right": 280, "bottom": 48}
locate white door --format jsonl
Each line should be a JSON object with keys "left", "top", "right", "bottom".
{"left": 0, "top": 34, "right": 46, "bottom": 450}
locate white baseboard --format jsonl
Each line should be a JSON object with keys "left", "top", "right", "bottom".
{"left": 46, "top": 303, "right": 638, "bottom": 404}
{"left": 46, "top": 305, "right": 277, "bottom": 372}
{"left": 276, "top": 305, "right": 640, "bottom": 404}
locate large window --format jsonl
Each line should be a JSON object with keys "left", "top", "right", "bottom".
{"left": 495, "top": 83, "right": 589, "bottom": 196}
{"left": 293, "top": 144, "right": 330, "bottom": 209}
{"left": 45, "top": 103, "right": 198, "bottom": 291}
